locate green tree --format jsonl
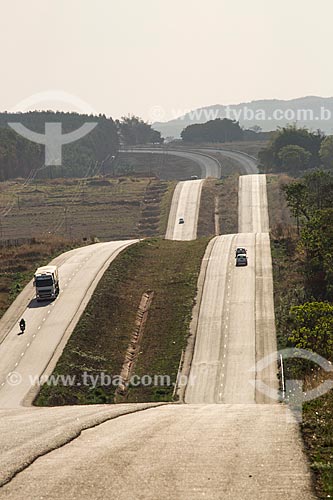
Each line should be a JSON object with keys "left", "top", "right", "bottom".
{"left": 288, "top": 302, "right": 333, "bottom": 360}
{"left": 117, "top": 116, "right": 163, "bottom": 146}
{"left": 283, "top": 181, "right": 309, "bottom": 232}
{"left": 259, "top": 125, "right": 324, "bottom": 174}
{"left": 301, "top": 208, "right": 333, "bottom": 300}
{"left": 181, "top": 118, "right": 243, "bottom": 143}
{"left": 278, "top": 145, "right": 311, "bottom": 174}
{"left": 319, "top": 135, "right": 333, "bottom": 169}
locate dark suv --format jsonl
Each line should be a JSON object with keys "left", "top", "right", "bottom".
{"left": 235, "top": 247, "right": 247, "bottom": 257}
{"left": 236, "top": 254, "right": 248, "bottom": 267}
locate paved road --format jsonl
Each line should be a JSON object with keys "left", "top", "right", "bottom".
{"left": 0, "top": 404, "right": 315, "bottom": 500}
{"left": 122, "top": 148, "right": 221, "bottom": 178}
{"left": 196, "top": 147, "right": 259, "bottom": 174}
{"left": 0, "top": 240, "right": 137, "bottom": 408}
{"left": 165, "top": 179, "right": 204, "bottom": 240}
{"left": 0, "top": 172, "right": 314, "bottom": 498}
{"left": 0, "top": 403, "right": 165, "bottom": 487}
{"left": 239, "top": 174, "right": 269, "bottom": 232}
{"left": 185, "top": 174, "right": 277, "bottom": 403}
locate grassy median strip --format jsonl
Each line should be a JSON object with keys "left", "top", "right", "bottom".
{"left": 35, "top": 237, "right": 210, "bottom": 406}
{"left": 197, "top": 175, "right": 239, "bottom": 238}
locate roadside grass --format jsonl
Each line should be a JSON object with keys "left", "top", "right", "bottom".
{"left": 0, "top": 237, "right": 79, "bottom": 320}
{"left": 197, "top": 176, "right": 239, "bottom": 238}
{"left": 267, "top": 174, "right": 333, "bottom": 499}
{"left": 266, "top": 174, "right": 294, "bottom": 232}
{"left": 34, "top": 237, "right": 210, "bottom": 406}
{"left": 217, "top": 175, "right": 239, "bottom": 234}
{"left": 0, "top": 177, "right": 171, "bottom": 242}
{"left": 116, "top": 153, "right": 201, "bottom": 180}
{"left": 158, "top": 181, "right": 177, "bottom": 235}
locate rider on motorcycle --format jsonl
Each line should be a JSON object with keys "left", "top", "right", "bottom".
{"left": 19, "top": 318, "right": 26, "bottom": 333}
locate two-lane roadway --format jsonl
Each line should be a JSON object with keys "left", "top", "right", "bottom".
{"left": 0, "top": 240, "right": 137, "bottom": 408}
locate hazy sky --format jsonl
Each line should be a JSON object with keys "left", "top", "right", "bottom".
{"left": 1, "top": 0, "right": 332, "bottom": 121}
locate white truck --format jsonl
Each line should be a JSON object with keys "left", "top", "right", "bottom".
{"left": 33, "top": 265, "right": 60, "bottom": 301}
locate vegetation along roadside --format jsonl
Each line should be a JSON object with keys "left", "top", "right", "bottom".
{"left": 267, "top": 170, "right": 333, "bottom": 499}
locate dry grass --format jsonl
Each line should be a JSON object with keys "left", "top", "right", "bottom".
{"left": 116, "top": 153, "right": 201, "bottom": 180}
{"left": 197, "top": 176, "right": 239, "bottom": 238}
{"left": 0, "top": 177, "right": 174, "bottom": 242}
{"left": 266, "top": 174, "right": 295, "bottom": 235}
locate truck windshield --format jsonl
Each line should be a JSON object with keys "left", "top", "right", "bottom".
{"left": 35, "top": 277, "right": 53, "bottom": 287}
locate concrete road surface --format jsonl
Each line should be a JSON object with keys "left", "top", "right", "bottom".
{"left": 185, "top": 174, "right": 277, "bottom": 403}
{"left": 0, "top": 403, "right": 165, "bottom": 487}
{"left": 165, "top": 179, "right": 204, "bottom": 240}
{"left": 185, "top": 233, "right": 256, "bottom": 403}
{"left": 0, "top": 404, "right": 315, "bottom": 500}
{"left": 0, "top": 240, "right": 137, "bottom": 408}
{"left": 239, "top": 174, "right": 269, "bottom": 233}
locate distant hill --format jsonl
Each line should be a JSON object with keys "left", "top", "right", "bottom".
{"left": 153, "top": 97, "right": 333, "bottom": 139}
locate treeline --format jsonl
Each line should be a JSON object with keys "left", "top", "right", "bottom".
{"left": 0, "top": 111, "right": 119, "bottom": 180}
{"left": 0, "top": 112, "right": 162, "bottom": 180}
{"left": 180, "top": 118, "right": 271, "bottom": 143}
{"left": 116, "top": 116, "right": 163, "bottom": 145}
{"left": 0, "top": 128, "right": 44, "bottom": 180}
{"left": 282, "top": 170, "right": 333, "bottom": 360}
{"left": 259, "top": 125, "right": 333, "bottom": 175}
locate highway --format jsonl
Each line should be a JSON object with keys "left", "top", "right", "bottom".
{"left": 165, "top": 179, "right": 204, "bottom": 240}
{"left": 196, "top": 147, "right": 259, "bottom": 174}
{"left": 185, "top": 174, "right": 276, "bottom": 404}
{"left": 0, "top": 163, "right": 314, "bottom": 497}
{"left": 0, "top": 240, "right": 137, "bottom": 408}
{"left": 0, "top": 404, "right": 315, "bottom": 499}
{"left": 122, "top": 148, "right": 221, "bottom": 178}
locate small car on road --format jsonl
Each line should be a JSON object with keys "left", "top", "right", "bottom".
{"left": 178, "top": 217, "right": 185, "bottom": 224}
{"left": 236, "top": 254, "right": 248, "bottom": 267}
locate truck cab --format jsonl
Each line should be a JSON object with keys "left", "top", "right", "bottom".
{"left": 34, "top": 266, "right": 60, "bottom": 301}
